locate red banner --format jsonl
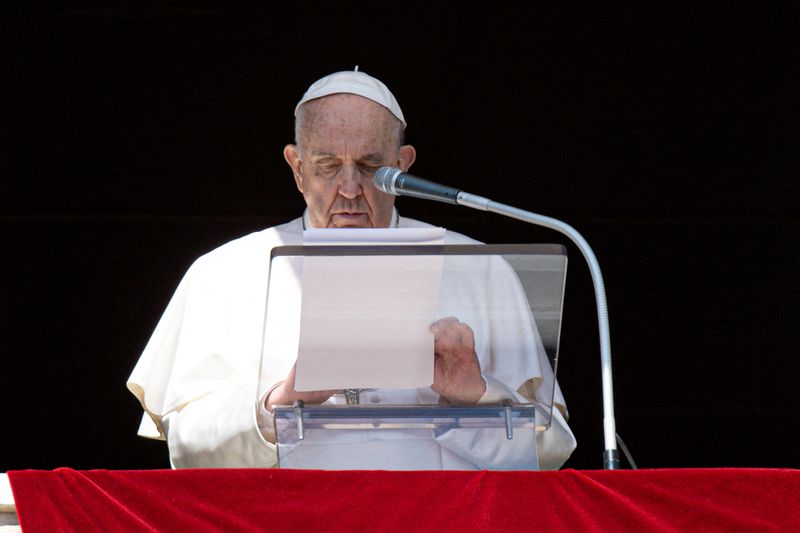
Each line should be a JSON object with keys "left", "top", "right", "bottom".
{"left": 9, "top": 468, "right": 800, "bottom": 532}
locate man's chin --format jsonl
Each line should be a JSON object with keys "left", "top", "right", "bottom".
{"left": 331, "top": 213, "right": 371, "bottom": 228}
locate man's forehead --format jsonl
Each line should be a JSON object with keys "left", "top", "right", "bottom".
{"left": 305, "top": 129, "right": 393, "bottom": 157}
{"left": 299, "top": 97, "right": 399, "bottom": 149}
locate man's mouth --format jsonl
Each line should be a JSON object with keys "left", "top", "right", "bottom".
{"left": 331, "top": 212, "right": 369, "bottom": 227}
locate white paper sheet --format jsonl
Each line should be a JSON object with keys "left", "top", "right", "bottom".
{"left": 302, "top": 227, "right": 446, "bottom": 245}
{"left": 294, "top": 228, "right": 445, "bottom": 391}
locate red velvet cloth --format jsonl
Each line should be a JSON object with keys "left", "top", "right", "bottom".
{"left": 8, "top": 468, "right": 800, "bottom": 532}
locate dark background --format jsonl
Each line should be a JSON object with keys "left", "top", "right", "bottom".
{"left": 2, "top": 2, "right": 798, "bottom": 471}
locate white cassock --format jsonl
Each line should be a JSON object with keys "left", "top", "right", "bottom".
{"left": 127, "top": 214, "right": 576, "bottom": 470}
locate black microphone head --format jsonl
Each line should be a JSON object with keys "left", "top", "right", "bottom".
{"left": 374, "top": 167, "right": 403, "bottom": 195}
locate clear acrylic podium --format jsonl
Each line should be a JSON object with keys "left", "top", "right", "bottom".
{"left": 258, "top": 243, "right": 567, "bottom": 470}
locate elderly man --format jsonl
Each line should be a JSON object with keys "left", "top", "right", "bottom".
{"left": 128, "top": 70, "right": 576, "bottom": 470}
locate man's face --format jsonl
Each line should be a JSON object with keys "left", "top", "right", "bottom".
{"left": 284, "top": 94, "right": 415, "bottom": 228}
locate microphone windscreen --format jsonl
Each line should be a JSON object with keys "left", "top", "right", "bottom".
{"left": 374, "top": 167, "right": 403, "bottom": 195}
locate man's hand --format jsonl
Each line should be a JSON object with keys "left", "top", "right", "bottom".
{"left": 265, "top": 363, "right": 336, "bottom": 411}
{"left": 430, "top": 317, "right": 486, "bottom": 404}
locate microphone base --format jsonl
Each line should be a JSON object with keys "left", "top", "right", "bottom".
{"left": 603, "top": 449, "right": 621, "bottom": 470}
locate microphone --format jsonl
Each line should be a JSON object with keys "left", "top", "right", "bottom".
{"left": 374, "top": 167, "right": 461, "bottom": 205}
{"left": 375, "top": 164, "right": 620, "bottom": 469}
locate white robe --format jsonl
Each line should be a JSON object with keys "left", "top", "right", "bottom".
{"left": 127, "top": 216, "right": 576, "bottom": 470}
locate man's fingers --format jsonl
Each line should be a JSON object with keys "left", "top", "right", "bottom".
{"left": 430, "top": 316, "right": 459, "bottom": 335}
{"left": 432, "top": 318, "right": 475, "bottom": 355}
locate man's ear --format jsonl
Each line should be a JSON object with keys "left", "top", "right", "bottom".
{"left": 283, "top": 144, "right": 304, "bottom": 193}
{"left": 398, "top": 144, "right": 417, "bottom": 172}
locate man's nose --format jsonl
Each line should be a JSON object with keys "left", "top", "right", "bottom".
{"left": 338, "top": 165, "right": 364, "bottom": 199}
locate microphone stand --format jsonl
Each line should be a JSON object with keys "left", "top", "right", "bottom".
{"left": 456, "top": 192, "right": 620, "bottom": 470}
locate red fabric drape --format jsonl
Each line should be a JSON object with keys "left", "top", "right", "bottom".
{"left": 8, "top": 468, "right": 800, "bottom": 532}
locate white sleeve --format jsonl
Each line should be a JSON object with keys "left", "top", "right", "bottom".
{"left": 161, "top": 380, "right": 277, "bottom": 468}
{"left": 434, "top": 374, "right": 576, "bottom": 470}
{"left": 488, "top": 376, "right": 578, "bottom": 470}
{"left": 535, "top": 407, "right": 576, "bottom": 470}
{"left": 128, "top": 230, "right": 288, "bottom": 468}
{"left": 483, "top": 374, "right": 576, "bottom": 470}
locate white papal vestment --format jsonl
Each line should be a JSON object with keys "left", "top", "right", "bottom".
{"left": 127, "top": 215, "right": 576, "bottom": 470}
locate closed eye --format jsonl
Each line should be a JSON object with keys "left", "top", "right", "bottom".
{"left": 358, "top": 163, "right": 383, "bottom": 173}
{"left": 312, "top": 158, "right": 342, "bottom": 176}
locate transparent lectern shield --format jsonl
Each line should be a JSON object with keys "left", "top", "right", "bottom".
{"left": 257, "top": 244, "right": 567, "bottom": 470}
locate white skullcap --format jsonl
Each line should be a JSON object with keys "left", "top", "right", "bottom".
{"left": 294, "top": 68, "right": 406, "bottom": 129}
